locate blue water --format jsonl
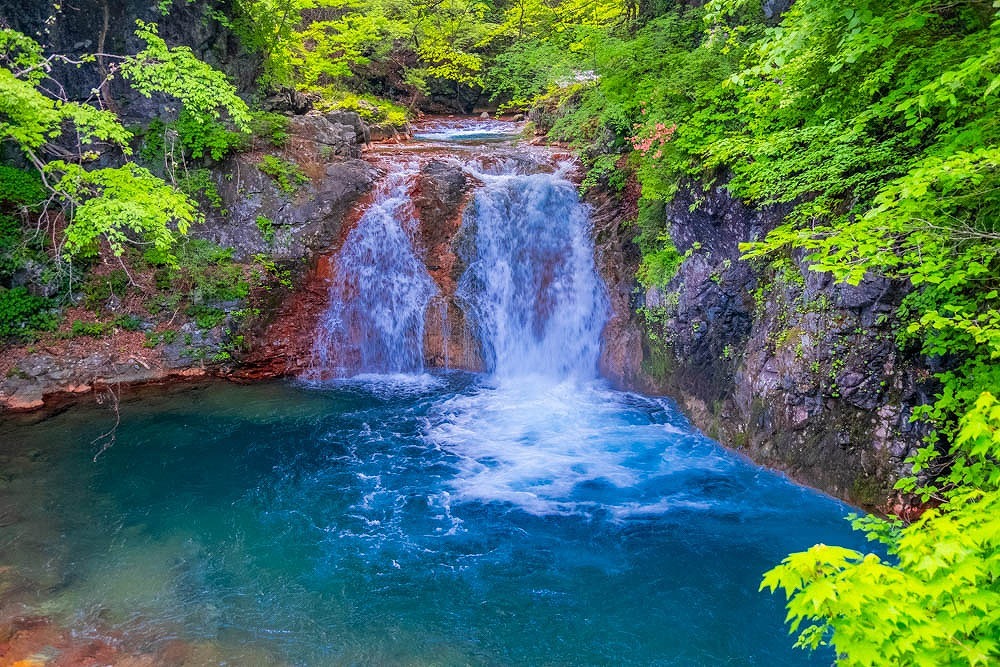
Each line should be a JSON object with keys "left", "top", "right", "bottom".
{"left": 0, "top": 375, "right": 865, "bottom": 665}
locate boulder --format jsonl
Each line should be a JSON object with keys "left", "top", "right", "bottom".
{"left": 408, "top": 159, "right": 482, "bottom": 371}
{"left": 289, "top": 113, "right": 367, "bottom": 158}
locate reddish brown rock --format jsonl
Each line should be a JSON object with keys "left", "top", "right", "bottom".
{"left": 586, "top": 171, "right": 648, "bottom": 390}
{"left": 409, "top": 159, "right": 484, "bottom": 371}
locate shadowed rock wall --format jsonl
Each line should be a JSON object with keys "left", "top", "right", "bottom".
{"left": 0, "top": 0, "right": 259, "bottom": 117}
{"left": 589, "top": 179, "right": 930, "bottom": 507}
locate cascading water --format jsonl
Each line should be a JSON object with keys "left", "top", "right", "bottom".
{"left": 309, "top": 163, "right": 438, "bottom": 376}
{"left": 308, "top": 123, "right": 603, "bottom": 383}
{"left": 457, "top": 169, "right": 608, "bottom": 380}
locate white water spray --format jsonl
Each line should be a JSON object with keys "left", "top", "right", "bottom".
{"left": 309, "top": 164, "right": 438, "bottom": 376}
{"left": 457, "top": 172, "right": 609, "bottom": 381}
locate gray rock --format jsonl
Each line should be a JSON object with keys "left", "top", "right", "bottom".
{"left": 198, "top": 110, "right": 377, "bottom": 262}
{"left": 289, "top": 113, "right": 366, "bottom": 158}
{"left": 1, "top": 0, "right": 260, "bottom": 111}
{"left": 762, "top": 0, "right": 792, "bottom": 20}
{"left": 324, "top": 111, "right": 372, "bottom": 145}
{"left": 599, "top": 177, "right": 930, "bottom": 505}
{"left": 197, "top": 155, "right": 377, "bottom": 262}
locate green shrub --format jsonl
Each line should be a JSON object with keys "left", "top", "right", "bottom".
{"left": 144, "top": 328, "right": 178, "bottom": 347}
{"left": 145, "top": 239, "right": 249, "bottom": 318}
{"left": 139, "top": 118, "right": 168, "bottom": 164}
{"left": 0, "top": 213, "right": 27, "bottom": 281}
{"left": 82, "top": 269, "right": 130, "bottom": 309}
{"left": 145, "top": 238, "right": 232, "bottom": 268}
{"left": 258, "top": 155, "right": 309, "bottom": 194}
{"left": 0, "top": 213, "right": 20, "bottom": 250}
{"left": 186, "top": 304, "right": 226, "bottom": 329}
{"left": 153, "top": 266, "right": 173, "bottom": 290}
{"left": 113, "top": 314, "right": 144, "bottom": 331}
{"left": 175, "top": 108, "right": 246, "bottom": 161}
{"left": 68, "top": 319, "right": 109, "bottom": 338}
{"left": 580, "top": 154, "right": 626, "bottom": 194}
{"left": 0, "top": 165, "right": 46, "bottom": 208}
{"left": 193, "top": 262, "right": 250, "bottom": 302}
{"left": 637, "top": 240, "right": 683, "bottom": 288}
{"left": 250, "top": 111, "right": 290, "bottom": 147}
{"left": 0, "top": 287, "right": 58, "bottom": 339}
{"left": 314, "top": 92, "right": 408, "bottom": 127}
{"left": 177, "top": 168, "right": 225, "bottom": 212}
{"left": 255, "top": 215, "right": 275, "bottom": 243}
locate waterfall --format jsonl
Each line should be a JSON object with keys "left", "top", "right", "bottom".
{"left": 457, "top": 172, "right": 608, "bottom": 380}
{"left": 309, "top": 165, "right": 438, "bottom": 376}
{"left": 308, "top": 125, "right": 607, "bottom": 382}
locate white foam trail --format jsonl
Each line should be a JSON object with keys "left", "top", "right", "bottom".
{"left": 424, "top": 380, "right": 730, "bottom": 516}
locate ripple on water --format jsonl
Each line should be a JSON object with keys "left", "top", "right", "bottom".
{"left": 411, "top": 118, "right": 525, "bottom": 142}
{"left": 0, "top": 378, "right": 866, "bottom": 665}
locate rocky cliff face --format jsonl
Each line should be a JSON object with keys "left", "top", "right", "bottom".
{"left": 0, "top": 111, "right": 377, "bottom": 409}
{"left": 199, "top": 112, "right": 377, "bottom": 262}
{"left": 590, "top": 179, "right": 929, "bottom": 507}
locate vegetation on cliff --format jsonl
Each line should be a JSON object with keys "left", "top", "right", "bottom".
{"left": 0, "top": 17, "right": 291, "bottom": 354}
{"left": 519, "top": 1, "right": 1000, "bottom": 663}
{"left": 515, "top": 1, "right": 999, "bottom": 662}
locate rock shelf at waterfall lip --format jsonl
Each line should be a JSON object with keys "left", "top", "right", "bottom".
{"left": 411, "top": 118, "right": 525, "bottom": 142}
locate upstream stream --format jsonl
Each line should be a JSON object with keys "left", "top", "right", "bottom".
{"left": 0, "top": 120, "right": 865, "bottom": 665}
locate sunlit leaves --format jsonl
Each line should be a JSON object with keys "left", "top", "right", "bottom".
{"left": 764, "top": 485, "right": 1000, "bottom": 666}
{"left": 618, "top": 3, "right": 1000, "bottom": 664}
{"left": 0, "top": 28, "right": 48, "bottom": 85}
{"left": 0, "top": 67, "right": 62, "bottom": 150}
{"left": 49, "top": 161, "right": 200, "bottom": 262}
{"left": 122, "top": 20, "right": 251, "bottom": 131}
{"left": 1, "top": 24, "right": 252, "bottom": 266}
